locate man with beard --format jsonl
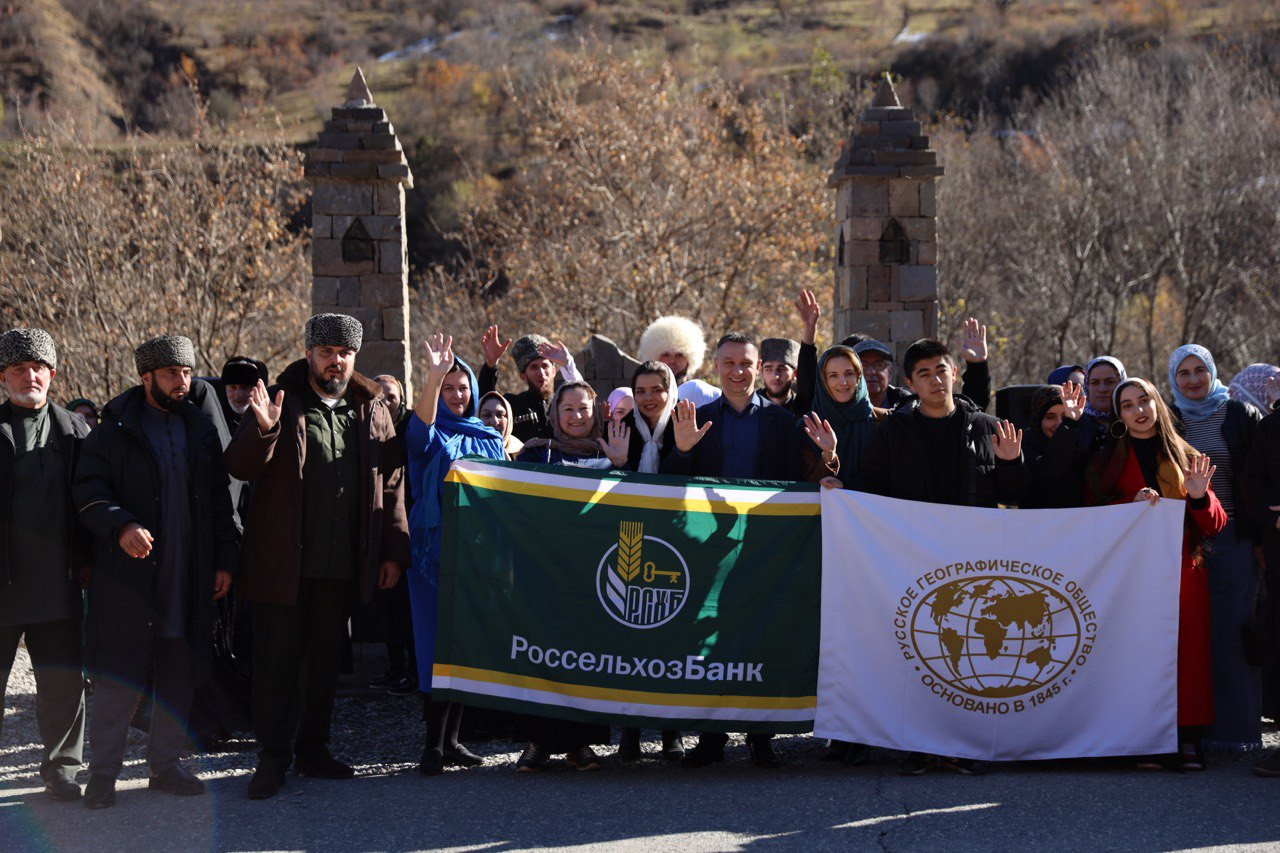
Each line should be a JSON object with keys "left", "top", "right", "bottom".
{"left": 225, "top": 313, "right": 409, "bottom": 800}
{"left": 0, "top": 329, "right": 90, "bottom": 802}
{"left": 477, "top": 326, "right": 585, "bottom": 443}
{"left": 74, "top": 335, "right": 239, "bottom": 808}
{"left": 217, "top": 357, "right": 269, "bottom": 431}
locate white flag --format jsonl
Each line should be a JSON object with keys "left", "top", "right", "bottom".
{"left": 815, "top": 490, "right": 1184, "bottom": 761}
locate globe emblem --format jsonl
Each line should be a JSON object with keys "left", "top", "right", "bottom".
{"left": 910, "top": 576, "right": 1081, "bottom": 698}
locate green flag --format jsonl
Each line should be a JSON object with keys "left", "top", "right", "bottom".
{"left": 432, "top": 458, "right": 821, "bottom": 733}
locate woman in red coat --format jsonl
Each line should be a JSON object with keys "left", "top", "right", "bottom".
{"left": 1086, "top": 377, "right": 1226, "bottom": 770}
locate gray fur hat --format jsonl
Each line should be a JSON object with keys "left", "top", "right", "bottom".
{"left": 134, "top": 335, "right": 196, "bottom": 375}
{"left": 760, "top": 337, "right": 800, "bottom": 368}
{"left": 0, "top": 328, "right": 57, "bottom": 371}
{"left": 511, "top": 334, "right": 550, "bottom": 373}
{"left": 305, "top": 313, "right": 363, "bottom": 352}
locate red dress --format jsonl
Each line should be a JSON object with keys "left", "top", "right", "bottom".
{"left": 1106, "top": 449, "right": 1227, "bottom": 727}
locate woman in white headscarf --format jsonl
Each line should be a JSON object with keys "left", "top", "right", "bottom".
{"left": 621, "top": 361, "right": 678, "bottom": 474}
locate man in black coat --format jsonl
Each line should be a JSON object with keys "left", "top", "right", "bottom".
{"left": 661, "top": 332, "right": 837, "bottom": 769}
{"left": 74, "top": 335, "right": 239, "bottom": 809}
{"left": 854, "top": 338, "right": 1027, "bottom": 776}
{"left": 0, "top": 329, "right": 90, "bottom": 802}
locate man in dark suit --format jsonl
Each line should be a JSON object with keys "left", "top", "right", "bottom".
{"left": 661, "top": 332, "right": 836, "bottom": 768}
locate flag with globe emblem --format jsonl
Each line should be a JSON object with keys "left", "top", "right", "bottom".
{"left": 815, "top": 490, "right": 1185, "bottom": 761}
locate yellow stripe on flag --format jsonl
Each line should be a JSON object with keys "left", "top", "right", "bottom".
{"left": 444, "top": 468, "right": 819, "bottom": 517}
{"left": 433, "top": 664, "right": 817, "bottom": 710}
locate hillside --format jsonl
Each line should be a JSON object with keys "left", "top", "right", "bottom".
{"left": 2, "top": 0, "right": 1277, "bottom": 139}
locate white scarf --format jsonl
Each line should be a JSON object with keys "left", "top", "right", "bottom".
{"left": 633, "top": 379, "right": 677, "bottom": 473}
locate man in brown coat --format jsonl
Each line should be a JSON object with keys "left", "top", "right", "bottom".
{"left": 225, "top": 313, "right": 409, "bottom": 800}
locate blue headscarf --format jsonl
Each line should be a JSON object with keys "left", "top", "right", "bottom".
{"left": 1168, "top": 344, "right": 1230, "bottom": 422}
{"left": 812, "top": 345, "right": 874, "bottom": 480}
{"left": 407, "top": 356, "right": 504, "bottom": 581}
{"left": 1046, "top": 364, "right": 1085, "bottom": 386}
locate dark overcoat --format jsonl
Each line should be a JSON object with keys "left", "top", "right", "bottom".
{"left": 73, "top": 387, "right": 240, "bottom": 684}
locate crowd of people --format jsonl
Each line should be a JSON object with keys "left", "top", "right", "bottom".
{"left": 4, "top": 289, "right": 1280, "bottom": 808}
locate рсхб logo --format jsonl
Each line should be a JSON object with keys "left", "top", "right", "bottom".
{"left": 596, "top": 521, "right": 689, "bottom": 629}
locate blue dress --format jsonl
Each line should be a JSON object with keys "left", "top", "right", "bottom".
{"left": 406, "top": 359, "right": 505, "bottom": 692}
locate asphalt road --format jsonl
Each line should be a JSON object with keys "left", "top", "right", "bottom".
{"left": 4, "top": 648, "right": 1280, "bottom": 852}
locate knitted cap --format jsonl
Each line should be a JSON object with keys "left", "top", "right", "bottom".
{"left": 0, "top": 328, "right": 57, "bottom": 371}
{"left": 305, "top": 313, "right": 363, "bottom": 351}
{"left": 760, "top": 338, "right": 800, "bottom": 368}
{"left": 511, "top": 334, "right": 550, "bottom": 373}
{"left": 134, "top": 335, "right": 196, "bottom": 375}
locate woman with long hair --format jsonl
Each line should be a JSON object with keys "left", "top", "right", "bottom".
{"left": 1086, "top": 377, "right": 1226, "bottom": 770}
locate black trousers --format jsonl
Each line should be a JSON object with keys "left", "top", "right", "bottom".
{"left": 0, "top": 618, "right": 84, "bottom": 782}
{"left": 251, "top": 579, "right": 352, "bottom": 765}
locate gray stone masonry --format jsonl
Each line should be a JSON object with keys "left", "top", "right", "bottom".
{"left": 829, "top": 75, "right": 942, "bottom": 358}
{"left": 577, "top": 335, "right": 643, "bottom": 399}
{"left": 307, "top": 68, "right": 416, "bottom": 396}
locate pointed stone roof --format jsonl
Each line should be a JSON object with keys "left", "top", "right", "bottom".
{"left": 305, "top": 68, "right": 413, "bottom": 188}
{"left": 828, "top": 75, "right": 941, "bottom": 186}
{"left": 344, "top": 67, "right": 374, "bottom": 108}
{"left": 871, "top": 74, "right": 900, "bottom": 107}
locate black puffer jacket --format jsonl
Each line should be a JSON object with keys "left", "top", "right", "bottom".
{"left": 855, "top": 397, "right": 1029, "bottom": 507}
{"left": 73, "top": 387, "right": 240, "bottom": 684}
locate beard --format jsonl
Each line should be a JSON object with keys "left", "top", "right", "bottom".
{"left": 152, "top": 384, "right": 185, "bottom": 411}
{"left": 6, "top": 387, "right": 47, "bottom": 409}
{"left": 311, "top": 367, "right": 348, "bottom": 397}
{"left": 229, "top": 400, "right": 250, "bottom": 415}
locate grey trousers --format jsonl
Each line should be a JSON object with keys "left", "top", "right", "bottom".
{"left": 0, "top": 618, "right": 85, "bottom": 782}
{"left": 88, "top": 638, "right": 194, "bottom": 779}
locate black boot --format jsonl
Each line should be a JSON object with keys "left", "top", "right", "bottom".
{"left": 661, "top": 730, "right": 685, "bottom": 761}
{"left": 619, "top": 728, "right": 642, "bottom": 762}
{"left": 419, "top": 699, "right": 448, "bottom": 776}
{"left": 442, "top": 703, "right": 483, "bottom": 767}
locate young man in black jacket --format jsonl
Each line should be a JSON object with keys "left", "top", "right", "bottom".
{"left": 855, "top": 338, "right": 1027, "bottom": 776}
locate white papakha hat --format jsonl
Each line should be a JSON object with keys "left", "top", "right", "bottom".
{"left": 638, "top": 316, "right": 707, "bottom": 376}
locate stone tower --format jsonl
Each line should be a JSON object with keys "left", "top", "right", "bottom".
{"left": 828, "top": 75, "right": 942, "bottom": 361}
{"left": 306, "top": 68, "right": 415, "bottom": 395}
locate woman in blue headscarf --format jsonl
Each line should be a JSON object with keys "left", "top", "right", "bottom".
{"left": 407, "top": 333, "right": 506, "bottom": 775}
{"left": 1168, "top": 343, "right": 1265, "bottom": 754}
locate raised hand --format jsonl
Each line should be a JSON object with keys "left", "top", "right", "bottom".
{"left": 599, "top": 419, "right": 631, "bottom": 467}
{"left": 803, "top": 412, "right": 838, "bottom": 456}
{"left": 1061, "top": 380, "right": 1086, "bottom": 421}
{"left": 795, "top": 289, "right": 821, "bottom": 345}
{"left": 672, "top": 398, "right": 712, "bottom": 453}
{"left": 1184, "top": 455, "right": 1217, "bottom": 500}
{"left": 118, "top": 522, "right": 154, "bottom": 559}
{"left": 425, "top": 333, "right": 455, "bottom": 377}
{"left": 960, "top": 317, "right": 988, "bottom": 363}
{"left": 538, "top": 339, "right": 571, "bottom": 368}
{"left": 991, "top": 419, "right": 1022, "bottom": 461}
{"left": 481, "top": 324, "right": 511, "bottom": 368}
{"left": 248, "top": 378, "right": 284, "bottom": 433}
